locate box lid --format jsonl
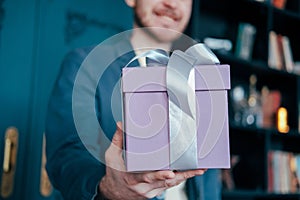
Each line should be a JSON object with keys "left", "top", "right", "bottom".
{"left": 122, "top": 65, "right": 230, "bottom": 92}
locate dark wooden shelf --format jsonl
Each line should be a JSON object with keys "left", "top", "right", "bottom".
{"left": 273, "top": 6, "right": 300, "bottom": 20}
{"left": 215, "top": 51, "right": 299, "bottom": 79}
{"left": 223, "top": 190, "right": 300, "bottom": 200}
{"left": 194, "top": 0, "right": 300, "bottom": 199}
{"left": 230, "top": 124, "right": 300, "bottom": 137}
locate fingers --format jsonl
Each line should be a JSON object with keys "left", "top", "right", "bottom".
{"left": 106, "top": 122, "right": 123, "bottom": 157}
{"left": 143, "top": 187, "right": 166, "bottom": 199}
{"left": 125, "top": 170, "right": 175, "bottom": 185}
{"left": 174, "top": 169, "right": 206, "bottom": 179}
{"left": 111, "top": 121, "right": 123, "bottom": 149}
{"left": 104, "top": 122, "right": 125, "bottom": 171}
{"left": 116, "top": 121, "right": 123, "bottom": 132}
{"left": 164, "top": 169, "right": 207, "bottom": 186}
{"left": 128, "top": 169, "right": 205, "bottom": 199}
{"left": 125, "top": 170, "right": 175, "bottom": 197}
{"left": 124, "top": 168, "right": 205, "bottom": 187}
{"left": 136, "top": 171, "right": 175, "bottom": 183}
{"left": 130, "top": 181, "right": 166, "bottom": 195}
{"left": 178, "top": 169, "right": 207, "bottom": 176}
{"left": 129, "top": 182, "right": 167, "bottom": 199}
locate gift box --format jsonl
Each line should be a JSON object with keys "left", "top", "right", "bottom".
{"left": 122, "top": 46, "right": 231, "bottom": 172}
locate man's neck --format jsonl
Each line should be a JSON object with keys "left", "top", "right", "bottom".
{"left": 130, "top": 24, "right": 172, "bottom": 54}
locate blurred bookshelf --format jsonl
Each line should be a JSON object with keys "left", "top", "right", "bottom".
{"left": 192, "top": 0, "right": 300, "bottom": 199}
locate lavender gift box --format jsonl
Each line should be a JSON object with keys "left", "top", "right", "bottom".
{"left": 122, "top": 53, "right": 231, "bottom": 172}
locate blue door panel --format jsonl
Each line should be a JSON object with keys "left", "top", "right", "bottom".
{"left": 0, "top": 0, "right": 37, "bottom": 199}
{"left": 0, "top": 0, "right": 132, "bottom": 199}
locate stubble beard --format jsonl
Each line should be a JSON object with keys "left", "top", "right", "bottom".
{"left": 133, "top": 12, "right": 183, "bottom": 44}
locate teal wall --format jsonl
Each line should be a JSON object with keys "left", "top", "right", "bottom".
{"left": 0, "top": 0, "right": 132, "bottom": 199}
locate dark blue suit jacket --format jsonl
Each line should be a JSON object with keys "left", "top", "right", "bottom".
{"left": 45, "top": 37, "right": 221, "bottom": 200}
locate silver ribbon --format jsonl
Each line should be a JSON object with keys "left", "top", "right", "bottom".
{"left": 167, "top": 50, "right": 198, "bottom": 169}
{"left": 167, "top": 44, "right": 220, "bottom": 169}
{"left": 124, "top": 44, "right": 219, "bottom": 170}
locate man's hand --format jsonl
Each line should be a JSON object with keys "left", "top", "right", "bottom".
{"left": 99, "top": 122, "right": 206, "bottom": 200}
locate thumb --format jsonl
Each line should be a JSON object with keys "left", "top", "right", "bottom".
{"left": 105, "top": 122, "right": 125, "bottom": 171}
{"left": 111, "top": 121, "right": 123, "bottom": 150}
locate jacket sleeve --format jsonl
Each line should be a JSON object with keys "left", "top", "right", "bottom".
{"left": 45, "top": 47, "right": 106, "bottom": 200}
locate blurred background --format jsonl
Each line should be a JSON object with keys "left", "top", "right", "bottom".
{"left": 1, "top": 0, "right": 300, "bottom": 200}
{"left": 0, "top": 1, "right": 132, "bottom": 199}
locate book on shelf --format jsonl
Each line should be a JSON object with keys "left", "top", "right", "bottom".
{"left": 268, "top": 31, "right": 294, "bottom": 72}
{"left": 277, "top": 34, "right": 285, "bottom": 70}
{"left": 272, "top": 0, "right": 287, "bottom": 9}
{"left": 299, "top": 109, "right": 300, "bottom": 134}
{"left": 268, "top": 31, "right": 283, "bottom": 70}
{"left": 261, "top": 87, "right": 281, "bottom": 129}
{"left": 235, "top": 23, "right": 256, "bottom": 60}
{"left": 294, "top": 62, "right": 300, "bottom": 75}
{"left": 268, "top": 151, "right": 300, "bottom": 193}
{"left": 296, "top": 156, "right": 300, "bottom": 188}
{"left": 281, "top": 35, "right": 294, "bottom": 73}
